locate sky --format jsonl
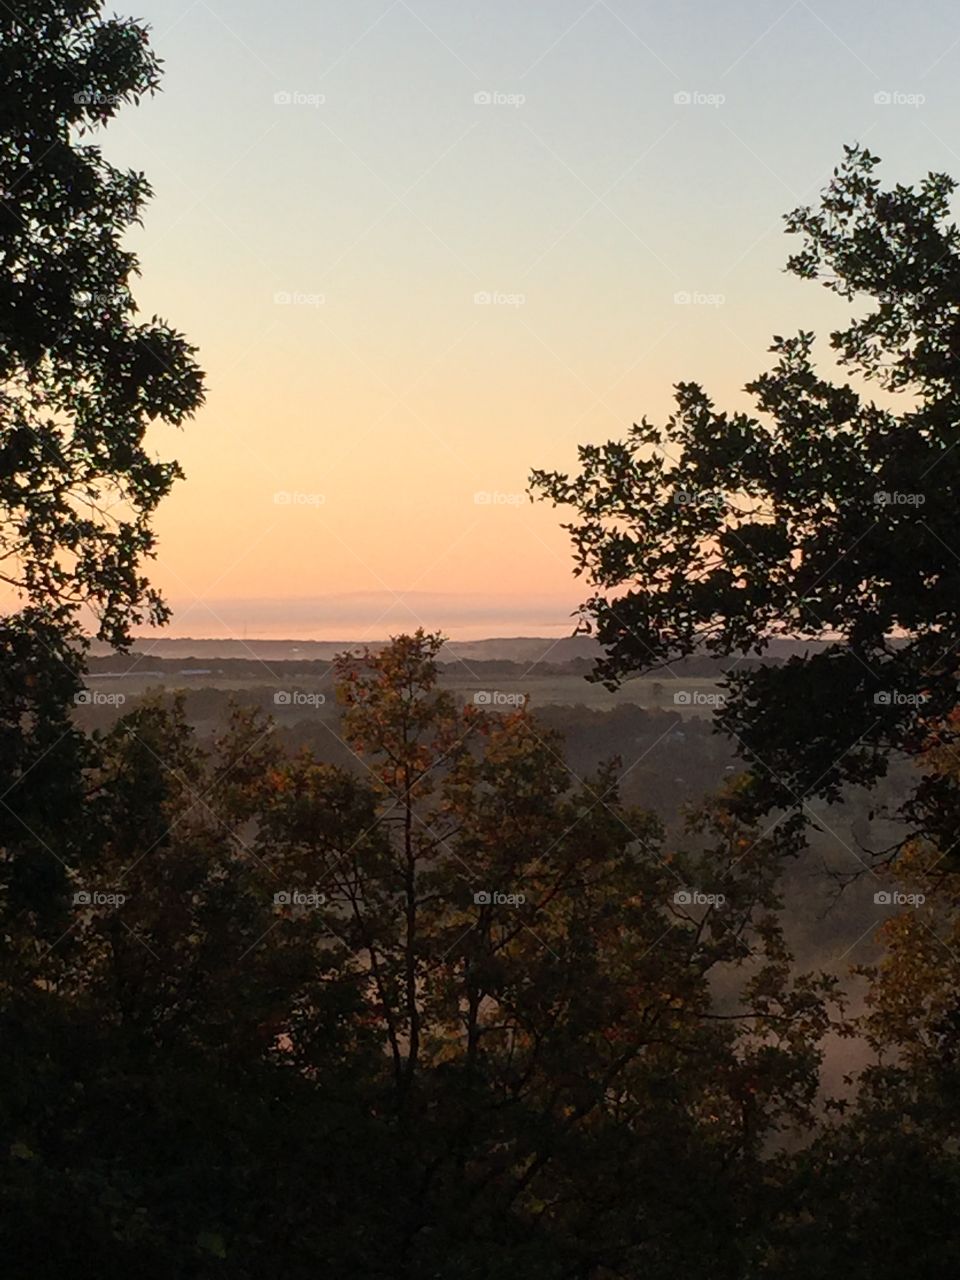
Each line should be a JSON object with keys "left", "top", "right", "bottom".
{"left": 89, "top": 0, "right": 960, "bottom": 639}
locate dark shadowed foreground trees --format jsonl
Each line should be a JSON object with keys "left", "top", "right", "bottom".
{"left": 0, "top": 0, "right": 203, "bottom": 1003}
{"left": 5, "top": 633, "right": 960, "bottom": 1276}
{"left": 2, "top": 633, "right": 837, "bottom": 1277}
{"left": 528, "top": 146, "right": 960, "bottom": 1276}
{"left": 761, "top": 718, "right": 960, "bottom": 1279}
{"left": 532, "top": 146, "right": 960, "bottom": 853}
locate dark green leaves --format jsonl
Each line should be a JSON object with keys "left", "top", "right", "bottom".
{"left": 0, "top": 1, "right": 203, "bottom": 651}
{"left": 532, "top": 147, "right": 960, "bottom": 831}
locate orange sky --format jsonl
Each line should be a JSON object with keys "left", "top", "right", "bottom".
{"left": 18, "top": 0, "right": 960, "bottom": 639}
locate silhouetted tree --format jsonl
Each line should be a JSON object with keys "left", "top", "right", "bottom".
{"left": 0, "top": 0, "right": 204, "bottom": 965}
{"left": 532, "top": 145, "right": 960, "bottom": 850}
{"left": 1, "top": 635, "right": 835, "bottom": 1277}
{"left": 0, "top": 0, "right": 204, "bottom": 648}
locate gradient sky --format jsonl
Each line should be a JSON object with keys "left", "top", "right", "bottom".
{"left": 88, "top": 0, "right": 960, "bottom": 638}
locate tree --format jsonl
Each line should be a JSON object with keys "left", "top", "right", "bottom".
{"left": 762, "top": 720, "right": 960, "bottom": 1280}
{"left": 1, "top": 637, "right": 836, "bottom": 1277}
{"left": 0, "top": 0, "right": 204, "bottom": 649}
{"left": 531, "top": 145, "right": 960, "bottom": 848}
{"left": 0, "top": 1, "right": 204, "bottom": 962}
{"left": 253, "top": 633, "right": 834, "bottom": 1276}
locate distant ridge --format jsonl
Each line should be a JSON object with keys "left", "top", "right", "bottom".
{"left": 89, "top": 635, "right": 836, "bottom": 665}
{"left": 89, "top": 635, "right": 603, "bottom": 663}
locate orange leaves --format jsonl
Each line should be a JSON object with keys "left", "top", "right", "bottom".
{"left": 266, "top": 767, "right": 291, "bottom": 794}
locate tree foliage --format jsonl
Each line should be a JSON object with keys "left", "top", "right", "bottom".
{"left": 1, "top": 633, "right": 836, "bottom": 1277}
{"left": 0, "top": 23, "right": 956, "bottom": 1265}
{"left": 531, "top": 145, "right": 960, "bottom": 844}
{"left": 0, "top": 1, "right": 204, "bottom": 971}
{"left": 0, "top": 0, "right": 204, "bottom": 649}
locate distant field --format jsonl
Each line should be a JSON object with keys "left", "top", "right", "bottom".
{"left": 83, "top": 665, "right": 728, "bottom": 717}
{"left": 440, "top": 673, "right": 726, "bottom": 714}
